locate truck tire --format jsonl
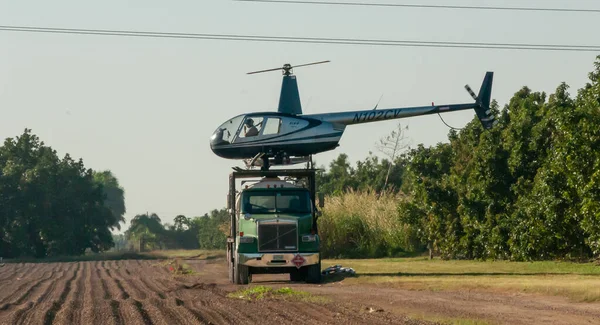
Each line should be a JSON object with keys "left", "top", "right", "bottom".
{"left": 234, "top": 262, "right": 250, "bottom": 285}
{"left": 305, "top": 260, "right": 322, "bottom": 284}
{"left": 289, "top": 268, "right": 306, "bottom": 282}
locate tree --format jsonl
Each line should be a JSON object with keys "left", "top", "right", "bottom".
{"left": 316, "top": 152, "right": 407, "bottom": 196}
{"left": 193, "top": 209, "right": 228, "bottom": 249}
{"left": 397, "top": 55, "right": 600, "bottom": 261}
{"left": 93, "top": 170, "right": 126, "bottom": 230}
{"left": 316, "top": 153, "right": 356, "bottom": 196}
{"left": 0, "top": 129, "right": 122, "bottom": 258}
{"left": 167, "top": 215, "right": 199, "bottom": 249}
{"left": 398, "top": 143, "right": 458, "bottom": 259}
{"left": 125, "top": 213, "right": 165, "bottom": 251}
{"left": 174, "top": 214, "right": 190, "bottom": 231}
{"left": 376, "top": 122, "right": 409, "bottom": 190}
{"left": 578, "top": 56, "right": 600, "bottom": 256}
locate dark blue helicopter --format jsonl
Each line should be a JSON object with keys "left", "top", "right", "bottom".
{"left": 210, "top": 61, "right": 496, "bottom": 170}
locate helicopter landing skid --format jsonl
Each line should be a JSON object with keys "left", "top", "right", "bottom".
{"left": 245, "top": 152, "right": 265, "bottom": 169}
{"left": 243, "top": 155, "right": 312, "bottom": 170}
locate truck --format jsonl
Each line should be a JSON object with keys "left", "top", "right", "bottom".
{"left": 226, "top": 168, "right": 324, "bottom": 284}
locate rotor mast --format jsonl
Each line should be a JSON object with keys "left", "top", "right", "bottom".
{"left": 278, "top": 65, "right": 302, "bottom": 115}
{"left": 247, "top": 60, "right": 330, "bottom": 116}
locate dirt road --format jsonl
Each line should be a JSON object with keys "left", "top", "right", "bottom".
{"left": 0, "top": 258, "right": 599, "bottom": 325}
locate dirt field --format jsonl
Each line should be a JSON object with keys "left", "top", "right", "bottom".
{"left": 1, "top": 257, "right": 599, "bottom": 325}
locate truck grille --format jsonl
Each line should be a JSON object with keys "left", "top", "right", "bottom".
{"left": 257, "top": 221, "right": 298, "bottom": 252}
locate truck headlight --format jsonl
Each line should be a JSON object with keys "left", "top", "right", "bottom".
{"left": 239, "top": 236, "right": 254, "bottom": 243}
{"left": 302, "top": 235, "right": 317, "bottom": 242}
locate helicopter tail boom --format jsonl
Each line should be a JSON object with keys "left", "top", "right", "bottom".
{"left": 303, "top": 72, "right": 497, "bottom": 129}
{"left": 305, "top": 103, "right": 478, "bottom": 126}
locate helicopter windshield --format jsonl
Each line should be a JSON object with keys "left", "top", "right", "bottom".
{"left": 210, "top": 115, "right": 244, "bottom": 145}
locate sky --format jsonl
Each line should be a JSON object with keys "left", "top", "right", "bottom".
{"left": 1, "top": 0, "right": 599, "bottom": 232}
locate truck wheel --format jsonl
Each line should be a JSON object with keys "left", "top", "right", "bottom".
{"left": 289, "top": 268, "right": 306, "bottom": 282}
{"left": 305, "top": 260, "right": 322, "bottom": 284}
{"left": 234, "top": 262, "right": 250, "bottom": 285}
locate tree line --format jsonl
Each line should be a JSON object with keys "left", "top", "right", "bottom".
{"left": 0, "top": 129, "right": 229, "bottom": 258}
{"left": 0, "top": 130, "right": 126, "bottom": 258}
{"left": 123, "top": 209, "right": 228, "bottom": 251}
{"left": 318, "top": 55, "right": 600, "bottom": 261}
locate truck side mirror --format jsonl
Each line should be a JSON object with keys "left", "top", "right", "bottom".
{"left": 226, "top": 193, "right": 231, "bottom": 209}
{"left": 318, "top": 193, "right": 325, "bottom": 208}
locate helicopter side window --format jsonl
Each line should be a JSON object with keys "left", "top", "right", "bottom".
{"left": 239, "top": 117, "right": 264, "bottom": 138}
{"left": 262, "top": 118, "right": 282, "bottom": 136}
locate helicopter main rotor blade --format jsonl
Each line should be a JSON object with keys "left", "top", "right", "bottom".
{"left": 292, "top": 60, "right": 330, "bottom": 68}
{"left": 247, "top": 67, "right": 286, "bottom": 75}
{"left": 246, "top": 60, "right": 330, "bottom": 75}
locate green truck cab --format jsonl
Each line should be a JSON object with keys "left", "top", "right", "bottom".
{"left": 226, "top": 169, "right": 323, "bottom": 284}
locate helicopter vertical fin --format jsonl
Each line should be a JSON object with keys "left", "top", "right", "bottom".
{"left": 247, "top": 60, "right": 329, "bottom": 115}
{"left": 278, "top": 75, "right": 303, "bottom": 115}
{"left": 467, "top": 71, "right": 497, "bottom": 129}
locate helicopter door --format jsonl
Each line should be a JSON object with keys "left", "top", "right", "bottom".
{"left": 261, "top": 117, "right": 282, "bottom": 136}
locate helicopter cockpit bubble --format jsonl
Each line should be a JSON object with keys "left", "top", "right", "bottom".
{"left": 210, "top": 115, "right": 244, "bottom": 146}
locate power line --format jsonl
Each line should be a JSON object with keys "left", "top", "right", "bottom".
{"left": 233, "top": 0, "right": 600, "bottom": 13}
{"left": 1, "top": 25, "right": 599, "bottom": 52}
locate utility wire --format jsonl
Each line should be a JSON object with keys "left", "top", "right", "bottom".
{"left": 1, "top": 25, "right": 599, "bottom": 52}
{"left": 3, "top": 25, "right": 599, "bottom": 49}
{"left": 233, "top": 0, "right": 600, "bottom": 13}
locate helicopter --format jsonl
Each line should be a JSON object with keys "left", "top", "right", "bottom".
{"left": 210, "top": 61, "right": 496, "bottom": 170}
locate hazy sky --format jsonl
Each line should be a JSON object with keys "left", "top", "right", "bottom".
{"left": 1, "top": 0, "right": 599, "bottom": 232}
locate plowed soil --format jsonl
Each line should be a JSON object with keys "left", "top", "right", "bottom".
{"left": 1, "top": 258, "right": 599, "bottom": 325}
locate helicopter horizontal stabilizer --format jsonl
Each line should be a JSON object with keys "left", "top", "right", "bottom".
{"left": 466, "top": 71, "right": 497, "bottom": 129}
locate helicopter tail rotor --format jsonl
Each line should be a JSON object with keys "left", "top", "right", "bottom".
{"left": 466, "top": 72, "right": 497, "bottom": 129}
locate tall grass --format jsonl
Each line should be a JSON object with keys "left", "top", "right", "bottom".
{"left": 319, "top": 189, "right": 422, "bottom": 258}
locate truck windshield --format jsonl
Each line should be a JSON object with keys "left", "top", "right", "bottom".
{"left": 242, "top": 190, "right": 311, "bottom": 214}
